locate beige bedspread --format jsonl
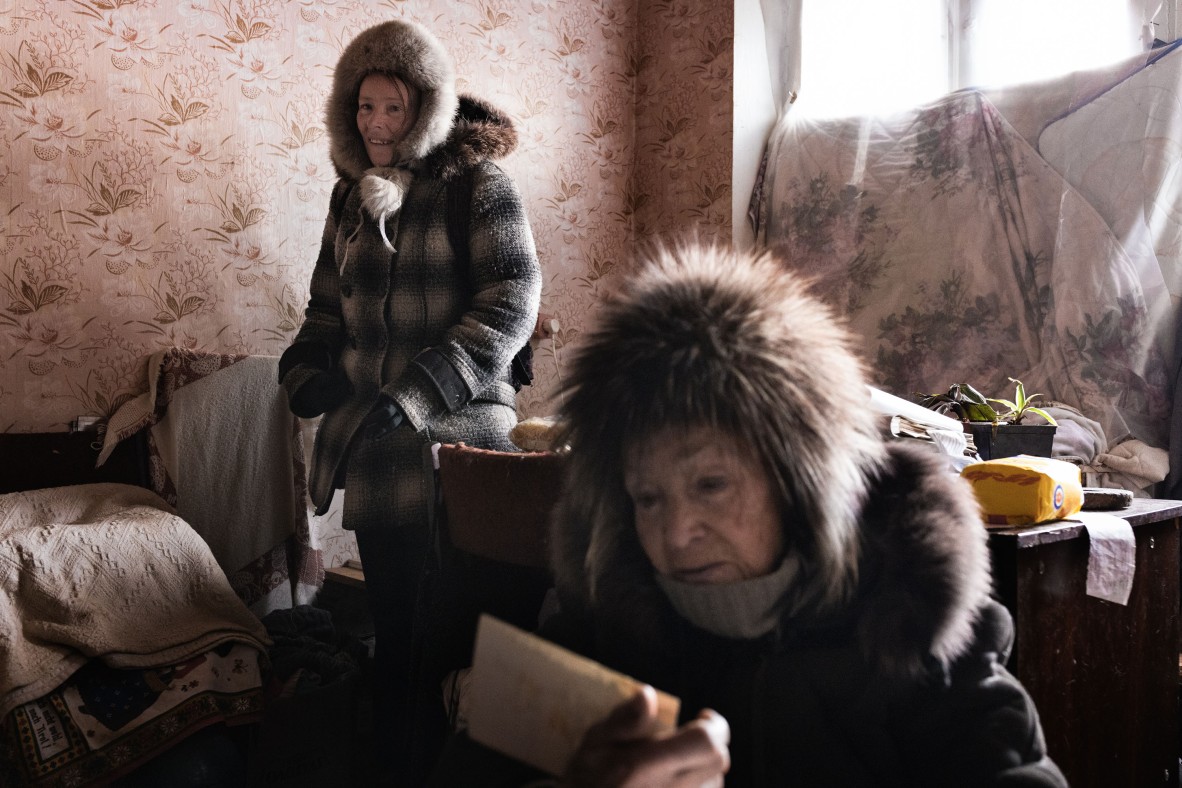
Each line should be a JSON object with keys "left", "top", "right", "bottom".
{"left": 0, "top": 483, "right": 270, "bottom": 718}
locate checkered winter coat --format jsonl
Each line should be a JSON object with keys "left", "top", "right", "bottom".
{"left": 280, "top": 20, "right": 540, "bottom": 531}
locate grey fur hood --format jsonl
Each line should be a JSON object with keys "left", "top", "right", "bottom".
{"left": 550, "top": 243, "right": 993, "bottom": 679}
{"left": 327, "top": 20, "right": 519, "bottom": 181}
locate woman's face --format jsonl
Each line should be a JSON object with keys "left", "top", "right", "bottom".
{"left": 356, "top": 73, "right": 420, "bottom": 167}
{"left": 624, "top": 425, "right": 785, "bottom": 585}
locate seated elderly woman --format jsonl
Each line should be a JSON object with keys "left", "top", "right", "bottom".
{"left": 431, "top": 243, "right": 1066, "bottom": 787}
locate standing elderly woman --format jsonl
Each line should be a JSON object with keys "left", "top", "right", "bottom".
{"left": 278, "top": 18, "right": 540, "bottom": 783}
{"left": 432, "top": 243, "right": 1065, "bottom": 787}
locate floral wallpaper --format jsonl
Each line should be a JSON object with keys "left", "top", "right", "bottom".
{"left": 0, "top": 0, "right": 735, "bottom": 435}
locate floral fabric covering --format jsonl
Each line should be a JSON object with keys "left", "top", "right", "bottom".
{"left": 757, "top": 79, "right": 1176, "bottom": 455}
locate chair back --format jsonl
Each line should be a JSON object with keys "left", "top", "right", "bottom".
{"left": 435, "top": 443, "right": 566, "bottom": 569}
{"left": 410, "top": 442, "right": 568, "bottom": 760}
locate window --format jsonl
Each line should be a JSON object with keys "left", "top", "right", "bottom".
{"left": 965, "top": 0, "right": 1144, "bottom": 88}
{"left": 792, "top": 0, "right": 1151, "bottom": 119}
{"left": 797, "top": 0, "right": 950, "bottom": 117}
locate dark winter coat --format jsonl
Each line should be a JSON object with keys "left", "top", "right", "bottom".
{"left": 280, "top": 20, "right": 540, "bottom": 530}
{"left": 536, "top": 444, "right": 1068, "bottom": 788}
{"left": 431, "top": 244, "right": 1065, "bottom": 786}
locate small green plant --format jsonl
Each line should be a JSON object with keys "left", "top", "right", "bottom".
{"left": 915, "top": 383, "right": 1000, "bottom": 423}
{"left": 988, "top": 378, "right": 1057, "bottom": 426}
{"left": 916, "top": 378, "right": 1057, "bottom": 426}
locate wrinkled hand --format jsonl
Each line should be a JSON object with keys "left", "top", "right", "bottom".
{"left": 562, "top": 686, "right": 730, "bottom": 788}
{"left": 361, "top": 395, "right": 404, "bottom": 439}
{"left": 289, "top": 368, "right": 352, "bottom": 418}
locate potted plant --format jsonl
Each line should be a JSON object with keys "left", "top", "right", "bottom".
{"left": 916, "top": 378, "right": 1057, "bottom": 461}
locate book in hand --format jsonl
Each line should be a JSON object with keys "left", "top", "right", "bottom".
{"left": 466, "top": 614, "right": 681, "bottom": 776}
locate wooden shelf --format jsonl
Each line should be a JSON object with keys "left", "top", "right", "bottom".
{"left": 324, "top": 564, "right": 366, "bottom": 590}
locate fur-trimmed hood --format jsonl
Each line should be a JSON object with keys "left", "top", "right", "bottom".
{"left": 326, "top": 20, "right": 518, "bottom": 182}
{"left": 550, "top": 243, "right": 992, "bottom": 679}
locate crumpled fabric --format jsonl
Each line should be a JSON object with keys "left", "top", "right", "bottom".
{"left": 1044, "top": 403, "right": 1107, "bottom": 464}
{"left": 261, "top": 605, "right": 365, "bottom": 696}
{"left": 1083, "top": 438, "right": 1169, "bottom": 496}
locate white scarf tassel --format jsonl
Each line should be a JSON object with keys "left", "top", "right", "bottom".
{"left": 359, "top": 167, "right": 414, "bottom": 252}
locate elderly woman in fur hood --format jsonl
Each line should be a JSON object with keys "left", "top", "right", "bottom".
{"left": 432, "top": 244, "right": 1065, "bottom": 787}
{"left": 277, "top": 18, "right": 540, "bottom": 781}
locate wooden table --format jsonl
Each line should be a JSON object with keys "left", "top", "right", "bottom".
{"left": 988, "top": 499, "right": 1182, "bottom": 788}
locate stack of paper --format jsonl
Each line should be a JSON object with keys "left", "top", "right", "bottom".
{"left": 868, "top": 386, "right": 971, "bottom": 457}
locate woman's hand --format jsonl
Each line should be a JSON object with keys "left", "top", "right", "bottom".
{"left": 289, "top": 368, "right": 352, "bottom": 418}
{"left": 562, "top": 686, "right": 730, "bottom": 788}
{"left": 360, "top": 395, "right": 404, "bottom": 439}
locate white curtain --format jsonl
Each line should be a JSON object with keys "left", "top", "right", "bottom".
{"left": 757, "top": 0, "right": 801, "bottom": 112}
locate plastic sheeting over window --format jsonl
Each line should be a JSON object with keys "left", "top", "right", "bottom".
{"left": 753, "top": 42, "right": 1182, "bottom": 494}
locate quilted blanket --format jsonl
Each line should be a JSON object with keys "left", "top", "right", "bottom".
{"left": 0, "top": 483, "right": 270, "bottom": 718}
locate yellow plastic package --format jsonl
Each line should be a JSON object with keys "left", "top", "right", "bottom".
{"left": 960, "top": 455, "right": 1083, "bottom": 526}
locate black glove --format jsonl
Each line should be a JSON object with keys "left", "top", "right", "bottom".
{"left": 289, "top": 369, "right": 353, "bottom": 418}
{"left": 278, "top": 341, "right": 332, "bottom": 384}
{"left": 361, "top": 395, "right": 404, "bottom": 439}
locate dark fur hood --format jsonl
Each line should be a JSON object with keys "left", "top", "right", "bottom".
{"left": 326, "top": 20, "right": 517, "bottom": 181}
{"left": 549, "top": 244, "right": 992, "bottom": 680}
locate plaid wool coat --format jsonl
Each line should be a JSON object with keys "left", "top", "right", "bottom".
{"left": 281, "top": 21, "right": 540, "bottom": 531}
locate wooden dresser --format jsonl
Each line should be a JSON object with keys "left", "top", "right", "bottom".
{"left": 988, "top": 499, "right": 1182, "bottom": 788}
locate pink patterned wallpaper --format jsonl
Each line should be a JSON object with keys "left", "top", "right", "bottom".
{"left": 0, "top": 0, "right": 733, "bottom": 432}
